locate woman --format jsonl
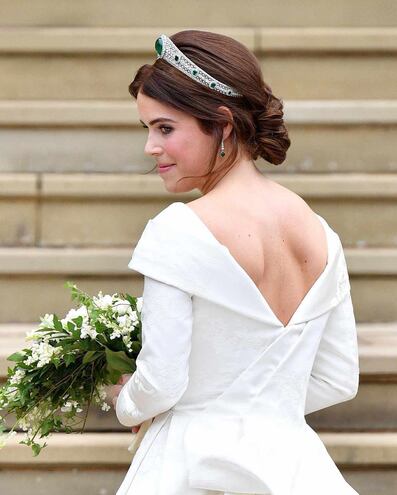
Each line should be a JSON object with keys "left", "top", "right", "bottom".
{"left": 109, "top": 30, "right": 360, "bottom": 495}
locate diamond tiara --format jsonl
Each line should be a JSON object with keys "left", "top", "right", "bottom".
{"left": 154, "top": 34, "right": 243, "bottom": 98}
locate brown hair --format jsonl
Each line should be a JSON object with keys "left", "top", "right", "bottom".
{"left": 129, "top": 29, "right": 291, "bottom": 194}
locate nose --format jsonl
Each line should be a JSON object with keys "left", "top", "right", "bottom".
{"left": 144, "top": 133, "right": 162, "bottom": 157}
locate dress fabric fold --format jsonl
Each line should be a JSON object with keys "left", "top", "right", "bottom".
{"left": 116, "top": 202, "right": 360, "bottom": 495}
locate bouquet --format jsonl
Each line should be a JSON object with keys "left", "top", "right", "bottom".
{"left": 0, "top": 281, "right": 143, "bottom": 456}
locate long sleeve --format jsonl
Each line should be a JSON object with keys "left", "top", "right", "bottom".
{"left": 304, "top": 288, "right": 360, "bottom": 415}
{"left": 115, "top": 276, "right": 193, "bottom": 427}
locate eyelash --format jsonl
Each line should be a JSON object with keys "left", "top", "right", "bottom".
{"left": 141, "top": 125, "right": 173, "bottom": 135}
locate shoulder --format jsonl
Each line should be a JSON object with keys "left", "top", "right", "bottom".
{"left": 131, "top": 202, "right": 186, "bottom": 256}
{"left": 150, "top": 201, "right": 185, "bottom": 225}
{"left": 127, "top": 201, "right": 210, "bottom": 280}
{"left": 184, "top": 185, "right": 322, "bottom": 244}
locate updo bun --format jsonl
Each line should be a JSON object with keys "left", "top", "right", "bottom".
{"left": 251, "top": 89, "right": 290, "bottom": 165}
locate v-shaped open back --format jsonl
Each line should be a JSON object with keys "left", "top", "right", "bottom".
{"left": 175, "top": 201, "right": 331, "bottom": 329}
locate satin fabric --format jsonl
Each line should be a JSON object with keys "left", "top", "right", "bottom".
{"left": 116, "top": 202, "right": 360, "bottom": 495}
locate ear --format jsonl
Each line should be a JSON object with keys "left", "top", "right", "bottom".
{"left": 217, "top": 105, "right": 234, "bottom": 140}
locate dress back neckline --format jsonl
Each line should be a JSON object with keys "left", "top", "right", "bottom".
{"left": 173, "top": 201, "right": 333, "bottom": 330}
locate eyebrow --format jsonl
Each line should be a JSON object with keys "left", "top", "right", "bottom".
{"left": 139, "top": 118, "right": 177, "bottom": 126}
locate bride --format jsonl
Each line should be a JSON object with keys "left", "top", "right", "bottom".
{"left": 108, "top": 30, "right": 360, "bottom": 495}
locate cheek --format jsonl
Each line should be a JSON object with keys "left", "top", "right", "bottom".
{"left": 164, "top": 136, "right": 188, "bottom": 158}
{"left": 171, "top": 133, "right": 214, "bottom": 163}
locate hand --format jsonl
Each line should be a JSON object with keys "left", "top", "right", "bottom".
{"left": 132, "top": 424, "right": 142, "bottom": 434}
{"left": 109, "top": 373, "right": 132, "bottom": 404}
{"left": 109, "top": 374, "right": 143, "bottom": 434}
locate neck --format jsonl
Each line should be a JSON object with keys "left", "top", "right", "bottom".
{"left": 200, "top": 156, "right": 265, "bottom": 196}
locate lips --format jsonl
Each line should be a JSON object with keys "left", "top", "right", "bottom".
{"left": 158, "top": 164, "right": 175, "bottom": 169}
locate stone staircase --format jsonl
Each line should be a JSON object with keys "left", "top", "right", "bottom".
{"left": 1, "top": 1, "right": 397, "bottom": 493}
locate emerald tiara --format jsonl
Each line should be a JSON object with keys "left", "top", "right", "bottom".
{"left": 154, "top": 34, "right": 243, "bottom": 98}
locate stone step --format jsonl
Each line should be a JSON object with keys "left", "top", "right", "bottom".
{"left": 0, "top": 27, "right": 397, "bottom": 99}
{"left": 0, "top": 0, "right": 397, "bottom": 27}
{"left": 0, "top": 245, "right": 396, "bottom": 322}
{"left": 1, "top": 323, "right": 397, "bottom": 431}
{"left": 2, "top": 0, "right": 396, "bottom": 27}
{"left": 1, "top": 100, "right": 397, "bottom": 173}
{"left": 1, "top": 173, "right": 397, "bottom": 247}
{"left": 0, "top": 431, "right": 395, "bottom": 495}
{"left": 3, "top": 27, "right": 397, "bottom": 54}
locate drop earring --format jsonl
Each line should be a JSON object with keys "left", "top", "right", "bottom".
{"left": 220, "top": 139, "right": 225, "bottom": 157}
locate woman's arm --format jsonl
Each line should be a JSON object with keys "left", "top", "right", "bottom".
{"left": 115, "top": 276, "right": 193, "bottom": 427}
{"left": 304, "top": 289, "right": 360, "bottom": 415}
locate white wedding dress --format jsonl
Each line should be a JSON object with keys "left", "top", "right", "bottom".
{"left": 115, "top": 202, "right": 360, "bottom": 495}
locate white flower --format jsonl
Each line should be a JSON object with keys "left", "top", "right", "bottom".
{"left": 128, "top": 310, "right": 139, "bottom": 324}
{"left": 61, "top": 306, "right": 89, "bottom": 326}
{"left": 24, "top": 341, "right": 62, "bottom": 368}
{"left": 4, "top": 387, "right": 18, "bottom": 401}
{"left": 19, "top": 416, "right": 31, "bottom": 432}
{"left": 113, "top": 299, "right": 131, "bottom": 316}
{"left": 80, "top": 323, "right": 98, "bottom": 339}
{"left": 110, "top": 318, "right": 132, "bottom": 339}
{"left": 61, "top": 400, "right": 83, "bottom": 413}
{"left": 9, "top": 369, "right": 26, "bottom": 385}
{"left": 25, "top": 328, "right": 40, "bottom": 341}
{"left": 96, "top": 384, "right": 107, "bottom": 401}
{"left": 116, "top": 314, "right": 130, "bottom": 328}
{"left": 109, "top": 328, "right": 122, "bottom": 340}
{"left": 101, "top": 402, "right": 111, "bottom": 412}
{"left": 136, "top": 297, "right": 143, "bottom": 312}
{"left": 93, "top": 292, "right": 113, "bottom": 310}
{"left": 60, "top": 401, "right": 72, "bottom": 412}
{"left": 38, "top": 313, "right": 55, "bottom": 330}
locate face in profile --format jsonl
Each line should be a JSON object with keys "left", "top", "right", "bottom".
{"left": 137, "top": 90, "right": 218, "bottom": 193}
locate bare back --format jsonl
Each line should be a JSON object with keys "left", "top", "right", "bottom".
{"left": 186, "top": 179, "right": 328, "bottom": 327}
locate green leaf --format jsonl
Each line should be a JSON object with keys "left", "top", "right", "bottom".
{"left": 52, "top": 357, "right": 61, "bottom": 369}
{"left": 53, "top": 314, "right": 63, "bottom": 332}
{"left": 124, "top": 294, "right": 137, "bottom": 308}
{"left": 72, "top": 316, "right": 83, "bottom": 328}
{"left": 130, "top": 341, "right": 142, "bottom": 353}
{"left": 64, "top": 281, "right": 76, "bottom": 291}
{"left": 64, "top": 353, "right": 76, "bottom": 366}
{"left": 32, "top": 441, "right": 47, "bottom": 457}
{"left": 82, "top": 351, "right": 101, "bottom": 364}
{"left": 130, "top": 360, "right": 137, "bottom": 373}
{"left": 40, "top": 418, "right": 53, "bottom": 437}
{"left": 7, "top": 352, "right": 26, "bottom": 362}
{"left": 105, "top": 348, "right": 134, "bottom": 375}
{"left": 107, "top": 368, "right": 122, "bottom": 385}
{"left": 67, "top": 321, "right": 75, "bottom": 333}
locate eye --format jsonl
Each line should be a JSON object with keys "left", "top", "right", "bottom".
{"left": 141, "top": 124, "right": 173, "bottom": 135}
{"left": 159, "top": 126, "right": 173, "bottom": 135}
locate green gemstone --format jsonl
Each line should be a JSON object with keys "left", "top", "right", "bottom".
{"left": 155, "top": 37, "right": 163, "bottom": 56}
{"left": 220, "top": 151, "right": 225, "bottom": 157}
{"left": 228, "top": 91, "right": 231, "bottom": 95}
{"left": 210, "top": 82, "right": 216, "bottom": 88}
{"left": 192, "top": 69, "right": 197, "bottom": 75}
{"left": 174, "top": 55, "right": 179, "bottom": 61}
